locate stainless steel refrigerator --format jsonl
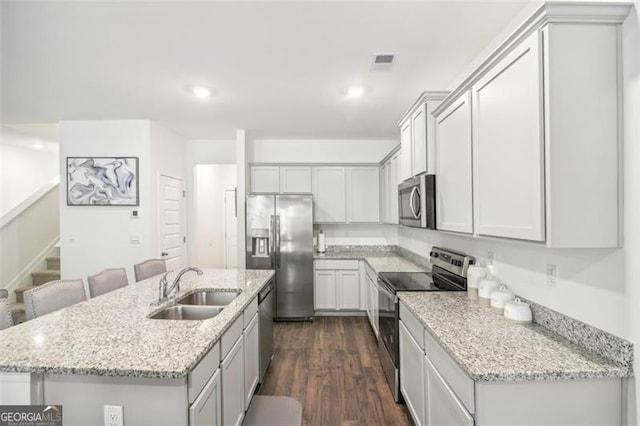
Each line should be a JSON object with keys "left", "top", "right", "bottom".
{"left": 246, "top": 194, "right": 313, "bottom": 320}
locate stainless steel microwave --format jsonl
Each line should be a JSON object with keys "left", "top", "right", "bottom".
{"left": 398, "top": 174, "right": 436, "bottom": 229}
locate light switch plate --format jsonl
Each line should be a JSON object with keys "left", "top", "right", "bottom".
{"left": 547, "top": 264, "right": 558, "bottom": 287}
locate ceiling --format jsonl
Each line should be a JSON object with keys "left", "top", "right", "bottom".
{"left": 1, "top": 1, "right": 533, "bottom": 140}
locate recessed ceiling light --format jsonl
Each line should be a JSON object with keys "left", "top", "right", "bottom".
{"left": 347, "top": 85, "right": 365, "bottom": 98}
{"left": 191, "top": 86, "right": 212, "bottom": 99}
{"left": 33, "top": 143, "right": 44, "bottom": 150}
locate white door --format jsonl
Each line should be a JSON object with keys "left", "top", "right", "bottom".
{"left": 243, "top": 313, "right": 259, "bottom": 410}
{"left": 411, "top": 103, "right": 428, "bottom": 177}
{"left": 312, "top": 167, "right": 346, "bottom": 223}
{"left": 159, "top": 175, "right": 185, "bottom": 271}
{"left": 314, "top": 270, "right": 336, "bottom": 310}
{"left": 337, "top": 270, "right": 360, "bottom": 310}
{"left": 347, "top": 167, "right": 380, "bottom": 223}
{"left": 224, "top": 189, "right": 238, "bottom": 269}
{"left": 400, "top": 119, "right": 413, "bottom": 180}
{"left": 400, "top": 321, "right": 425, "bottom": 426}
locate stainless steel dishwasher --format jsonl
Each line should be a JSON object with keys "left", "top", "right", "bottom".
{"left": 258, "top": 279, "right": 274, "bottom": 382}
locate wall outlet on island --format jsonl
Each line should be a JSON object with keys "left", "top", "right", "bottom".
{"left": 104, "top": 405, "right": 124, "bottom": 426}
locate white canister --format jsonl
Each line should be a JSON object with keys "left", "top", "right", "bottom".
{"left": 478, "top": 278, "right": 499, "bottom": 307}
{"left": 490, "top": 285, "right": 514, "bottom": 315}
{"left": 504, "top": 298, "right": 533, "bottom": 324}
{"left": 466, "top": 265, "right": 487, "bottom": 301}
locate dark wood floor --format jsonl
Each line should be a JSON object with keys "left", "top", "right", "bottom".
{"left": 258, "top": 316, "right": 413, "bottom": 426}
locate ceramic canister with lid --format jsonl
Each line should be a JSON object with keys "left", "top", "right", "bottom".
{"left": 478, "top": 278, "right": 499, "bottom": 307}
{"left": 504, "top": 298, "right": 533, "bottom": 324}
{"left": 466, "top": 265, "right": 486, "bottom": 301}
{"left": 490, "top": 285, "right": 514, "bottom": 315}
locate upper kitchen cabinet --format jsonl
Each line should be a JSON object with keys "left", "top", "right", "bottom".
{"left": 347, "top": 167, "right": 380, "bottom": 223}
{"left": 380, "top": 147, "right": 401, "bottom": 224}
{"left": 313, "top": 167, "right": 346, "bottom": 223}
{"left": 398, "top": 92, "right": 449, "bottom": 181}
{"left": 434, "top": 2, "right": 630, "bottom": 248}
{"left": 250, "top": 166, "right": 279, "bottom": 193}
{"left": 250, "top": 165, "right": 312, "bottom": 194}
{"left": 434, "top": 92, "right": 474, "bottom": 234}
{"left": 280, "top": 166, "right": 312, "bottom": 193}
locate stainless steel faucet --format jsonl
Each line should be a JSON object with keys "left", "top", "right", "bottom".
{"left": 158, "top": 267, "right": 204, "bottom": 302}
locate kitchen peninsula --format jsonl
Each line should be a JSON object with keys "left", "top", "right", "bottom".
{"left": 0, "top": 268, "right": 274, "bottom": 425}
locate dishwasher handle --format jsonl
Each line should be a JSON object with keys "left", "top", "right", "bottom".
{"left": 259, "top": 281, "right": 274, "bottom": 304}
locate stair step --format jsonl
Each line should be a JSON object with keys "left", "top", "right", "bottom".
{"left": 9, "top": 302, "right": 26, "bottom": 325}
{"left": 31, "top": 270, "right": 61, "bottom": 286}
{"left": 14, "top": 285, "right": 38, "bottom": 303}
{"left": 46, "top": 256, "right": 60, "bottom": 270}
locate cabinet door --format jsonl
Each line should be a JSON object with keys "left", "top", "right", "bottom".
{"left": 367, "top": 276, "right": 379, "bottom": 338}
{"left": 400, "top": 321, "right": 425, "bottom": 426}
{"left": 391, "top": 152, "right": 401, "bottom": 224}
{"left": 473, "top": 31, "right": 544, "bottom": 241}
{"left": 435, "top": 92, "right": 473, "bottom": 234}
{"left": 280, "top": 167, "right": 312, "bottom": 194}
{"left": 411, "top": 103, "right": 428, "bottom": 177}
{"left": 424, "top": 355, "right": 473, "bottom": 426}
{"left": 313, "top": 167, "right": 346, "bottom": 223}
{"left": 337, "top": 270, "right": 360, "bottom": 310}
{"left": 243, "top": 313, "right": 259, "bottom": 410}
{"left": 221, "top": 337, "right": 245, "bottom": 426}
{"left": 347, "top": 167, "right": 380, "bottom": 223}
{"left": 400, "top": 119, "right": 413, "bottom": 181}
{"left": 251, "top": 166, "right": 279, "bottom": 193}
{"left": 190, "top": 369, "right": 222, "bottom": 426}
{"left": 314, "top": 270, "right": 336, "bottom": 309}
{"left": 380, "top": 163, "right": 388, "bottom": 223}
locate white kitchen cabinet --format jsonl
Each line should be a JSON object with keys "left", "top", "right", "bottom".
{"left": 243, "top": 313, "right": 259, "bottom": 411}
{"left": 313, "top": 167, "right": 346, "bottom": 223}
{"left": 379, "top": 162, "right": 387, "bottom": 223}
{"left": 435, "top": 91, "right": 473, "bottom": 234}
{"left": 314, "top": 270, "right": 336, "bottom": 310}
{"left": 411, "top": 103, "right": 427, "bottom": 177}
{"left": 399, "top": 321, "right": 425, "bottom": 426}
{"left": 337, "top": 270, "right": 360, "bottom": 310}
{"left": 280, "top": 166, "right": 312, "bottom": 194}
{"left": 472, "top": 31, "right": 545, "bottom": 242}
{"left": 189, "top": 369, "right": 222, "bottom": 426}
{"left": 424, "top": 355, "right": 473, "bottom": 426}
{"left": 221, "top": 336, "right": 244, "bottom": 426}
{"left": 347, "top": 167, "right": 380, "bottom": 223}
{"left": 400, "top": 119, "right": 412, "bottom": 181}
{"left": 368, "top": 277, "right": 379, "bottom": 338}
{"left": 250, "top": 166, "right": 279, "bottom": 193}
{"left": 380, "top": 147, "right": 401, "bottom": 225}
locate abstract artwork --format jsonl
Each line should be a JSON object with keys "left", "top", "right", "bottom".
{"left": 67, "top": 157, "right": 139, "bottom": 206}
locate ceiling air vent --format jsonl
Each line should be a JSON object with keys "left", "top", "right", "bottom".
{"left": 374, "top": 54, "right": 394, "bottom": 64}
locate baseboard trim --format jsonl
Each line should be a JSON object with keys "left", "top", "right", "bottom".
{"left": 314, "top": 311, "right": 367, "bottom": 317}
{"left": 4, "top": 237, "right": 60, "bottom": 303}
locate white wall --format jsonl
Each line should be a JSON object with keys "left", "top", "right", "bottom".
{"left": 1, "top": 127, "right": 59, "bottom": 216}
{"left": 315, "top": 224, "right": 398, "bottom": 246}
{"left": 194, "top": 164, "right": 237, "bottom": 267}
{"left": 59, "top": 120, "right": 187, "bottom": 283}
{"left": 247, "top": 138, "right": 397, "bottom": 164}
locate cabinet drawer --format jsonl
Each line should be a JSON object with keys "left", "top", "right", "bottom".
{"left": 243, "top": 297, "right": 258, "bottom": 328}
{"left": 188, "top": 342, "right": 220, "bottom": 404}
{"left": 399, "top": 303, "right": 424, "bottom": 350}
{"left": 221, "top": 315, "right": 243, "bottom": 360}
{"left": 424, "top": 328, "right": 475, "bottom": 414}
{"left": 315, "top": 259, "right": 359, "bottom": 270}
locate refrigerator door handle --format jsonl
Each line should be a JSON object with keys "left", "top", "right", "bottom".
{"left": 275, "top": 215, "right": 281, "bottom": 269}
{"left": 269, "top": 214, "right": 276, "bottom": 265}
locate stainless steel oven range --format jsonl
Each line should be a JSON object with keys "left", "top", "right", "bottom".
{"left": 376, "top": 247, "right": 475, "bottom": 402}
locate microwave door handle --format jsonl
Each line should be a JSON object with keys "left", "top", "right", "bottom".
{"left": 409, "top": 187, "right": 419, "bottom": 219}
{"left": 414, "top": 188, "right": 421, "bottom": 218}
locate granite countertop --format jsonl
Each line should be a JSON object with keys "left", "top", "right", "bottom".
{"left": 399, "top": 292, "right": 629, "bottom": 382}
{"left": 0, "top": 269, "right": 274, "bottom": 379}
{"left": 314, "top": 248, "right": 428, "bottom": 274}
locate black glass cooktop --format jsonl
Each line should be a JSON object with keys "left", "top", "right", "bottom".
{"left": 378, "top": 271, "right": 465, "bottom": 293}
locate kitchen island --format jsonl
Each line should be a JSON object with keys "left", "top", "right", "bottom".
{"left": 0, "top": 268, "right": 274, "bottom": 425}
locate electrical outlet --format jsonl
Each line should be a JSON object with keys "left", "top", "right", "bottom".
{"left": 547, "top": 264, "right": 558, "bottom": 287}
{"left": 104, "top": 405, "right": 124, "bottom": 426}
{"left": 487, "top": 251, "right": 496, "bottom": 267}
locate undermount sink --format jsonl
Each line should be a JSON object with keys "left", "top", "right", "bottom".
{"left": 176, "top": 289, "right": 240, "bottom": 307}
{"left": 149, "top": 305, "right": 224, "bottom": 320}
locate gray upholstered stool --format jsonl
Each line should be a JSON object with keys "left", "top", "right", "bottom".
{"left": 0, "top": 298, "right": 13, "bottom": 330}
{"left": 24, "top": 279, "right": 87, "bottom": 320}
{"left": 87, "top": 268, "right": 129, "bottom": 298}
{"left": 133, "top": 259, "right": 167, "bottom": 282}
{"left": 243, "top": 395, "right": 303, "bottom": 426}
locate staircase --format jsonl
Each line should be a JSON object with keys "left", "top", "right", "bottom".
{"left": 10, "top": 255, "right": 61, "bottom": 325}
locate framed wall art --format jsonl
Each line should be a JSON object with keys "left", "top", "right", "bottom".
{"left": 67, "top": 157, "right": 139, "bottom": 206}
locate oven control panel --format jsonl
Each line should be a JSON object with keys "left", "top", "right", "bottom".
{"left": 429, "top": 247, "right": 475, "bottom": 277}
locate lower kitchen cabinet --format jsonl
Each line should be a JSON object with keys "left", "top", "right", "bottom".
{"left": 399, "top": 321, "right": 425, "bottom": 426}
{"left": 314, "top": 270, "right": 336, "bottom": 310}
{"left": 243, "top": 313, "right": 260, "bottom": 411}
{"left": 424, "top": 355, "right": 473, "bottom": 426}
{"left": 314, "top": 260, "right": 361, "bottom": 313}
{"left": 221, "top": 336, "right": 245, "bottom": 426}
{"left": 190, "top": 369, "right": 222, "bottom": 426}
{"left": 364, "top": 263, "right": 379, "bottom": 338}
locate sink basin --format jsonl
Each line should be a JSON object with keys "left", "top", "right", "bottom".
{"left": 149, "top": 305, "right": 224, "bottom": 320}
{"left": 177, "top": 290, "right": 240, "bottom": 307}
